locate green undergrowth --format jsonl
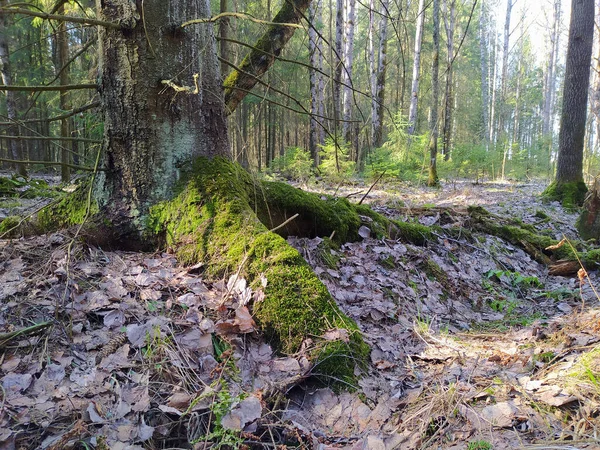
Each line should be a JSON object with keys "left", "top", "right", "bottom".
{"left": 148, "top": 157, "right": 370, "bottom": 386}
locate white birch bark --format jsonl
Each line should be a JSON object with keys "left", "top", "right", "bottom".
{"left": 372, "top": 0, "right": 389, "bottom": 148}
{"left": 408, "top": 0, "right": 426, "bottom": 135}
{"left": 341, "top": 0, "right": 356, "bottom": 143}
{"left": 309, "top": 0, "right": 325, "bottom": 165}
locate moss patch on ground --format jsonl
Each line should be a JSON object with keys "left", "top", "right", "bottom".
{"left": 37, "top": 179, "right": 97, "bottom": 232}
{"left": 148, "top": 157, "right": 369, "bottom": 386}
{"left": 542, "top": 181, "right": 588, "bottom": 208}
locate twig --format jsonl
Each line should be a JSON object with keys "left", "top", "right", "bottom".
{"left": 0, "top": 83, "right": 97, "bottom": 92}
{"left": 359, "top": 170, "right": 387, "bottom": 205}
{"left": 269, "top": 213, "right": 299, "bottom": 233}
{"left": 0, "top": 158, "right": 99, "bottom": 171}
{"left": 0, "top": 6, "right": 121, "bottom": 29}
{"left": 0, "top": 321, "right": 52, "bottom": 348}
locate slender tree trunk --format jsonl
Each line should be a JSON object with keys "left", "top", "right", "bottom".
{"left": 497, "top": 0, "right": 513, "bottom": 159}
{"left": 554, "top": 0, "right": 595, "bottom": 186}
{"left": 428, "top": 0, "right": 440, "bottom": 186}
{"left": 342, "top": 0, "right": 356, "bottom": 145}
{"left": 0, "top": 0, "right": 26, "bottom": 177}
{"left": 408, "top": 0, "right": 426, "bottom": 135}
{"left": 543, "top": 0, "right": 560, "bottom": 137}
{"left": 333, "top": 0, "right": 344, "bottom": 128}
{"left": 308, "top": 0, "right": 324, "bottom": 165}
{"left": 479, "top": 0, "right": 489, "bottom": 147}
{"left": 219, "top": 0, "right": 230, "bottom": 78}
{"left": 97, "top": 0, "right": 229, "bottom": 229}
{"left": 57, "top": 3, "right": 71, "bottom": 182}
{"left": 372, "top": 0, "right": 389, "bottom": 148}
{"left": 442, "top": 0, "right": 456, "bottom": 160}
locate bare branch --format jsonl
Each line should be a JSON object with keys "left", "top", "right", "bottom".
{"left": 0, "top": 135, "right": 102, "bottom": 143}
{"left": 0, "top": 6, "right": 122, "bottom": 29}
{"left": 182, "top": 12, "right": 302, "bottom": 28}
{"left": 0, "top": 83, "right": 97, "bottom": 91}
{"left": 0, "top": 158, "right": 98, "bottom": 171}
{"left": 0, "top": 102, "right": 100, "bottom": 127}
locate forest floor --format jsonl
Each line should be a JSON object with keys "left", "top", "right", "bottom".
{"left": 1, "top": 176, "right": 600, "bottom": 449}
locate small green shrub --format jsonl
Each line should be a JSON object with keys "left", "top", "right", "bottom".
{"left": 270, "top": 147, "right": 314, "bottom": 183}
{"left": 467, "top": 440, "right": 493, "bottom": 450}
{"left": 319, "top": 137, "right": 355, "bottom": 183}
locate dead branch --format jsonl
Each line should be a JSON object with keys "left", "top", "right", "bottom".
{"left": 0, "top": 6, "right": 121, "bottom": 29}
{"left": 0, "top": 83, "right": 97, "bottom": 92}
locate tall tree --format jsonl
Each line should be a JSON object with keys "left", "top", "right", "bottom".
{"left": 442, "top": 0, "right": 456, "bottom": 160}
{"left": 341, "top": 0, "right": 356, "bottom": 145}
{"left": 57, "top": 1, "right": 71, "bottom": 182}
{"left": 545, "top": 0, "right": 594, "bottom": 206}
{"left": 309, "top": 0, "right": 325, "bottom": 165}
{"left": 0, "top": 0, "right": 26, "bottom": 176}
{"left": 372, "top": 0, "right": 389, "bottom": 148}
{"left": 408, "top": 0, "right": 426, "bottom": 135}
{"left": 479, "top": 0, "right": 489, "bottom": 147}
{"left": 428, "top": 0, "right": 440, "bottom": 186}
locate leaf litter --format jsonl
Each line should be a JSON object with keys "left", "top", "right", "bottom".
{"left": 0, "top": 180, "right": 600, "bottom": 449}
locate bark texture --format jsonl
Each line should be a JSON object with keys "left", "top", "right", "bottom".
{"left": 554, "top": 0, "right": 595, "bottom": 184}
{"left": 308, "top": 0, "right": 325, "bottom": 164}
{"left": 96, "top": 0, "right": 229, "bottom": 227}
{"left": 428, "top": 0, "right": 440, "bottom": 187}
{"left": 372, "top": 0, "right": 388, "bottom": 148}
{"left": 0, "top": 0, "right": 26, "bottom": 177}
{"left": 408, "top": 0, "right": 426, "bottom": 136}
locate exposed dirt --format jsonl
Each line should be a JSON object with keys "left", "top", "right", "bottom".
{"left": 0, "top": 179, "right": 599, "bottom": 449}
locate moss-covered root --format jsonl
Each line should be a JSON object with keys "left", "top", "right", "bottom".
{"left": 148, "top": 157, "right": 369, "bottom": 387}
{"left": 252, "top": 180, "right": 431, "bottom": 245}
{"left": 542, "top": 180, "right": 588, "bottom": 208}
{"left": 467, "top": 206, "right": 576, "bottom": 264}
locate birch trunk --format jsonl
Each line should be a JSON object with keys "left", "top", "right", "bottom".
{"left": 442, "top": 0, "right": 456, "bottom": 160}
{"left": 428, "top": 0, "right": 440, "bottom": 186}
{"left": 408, "top": 0, "right": 426, "bottom": 136}
{"left": 309, "top": 0, "right": 325, "bottom": 165}
{"left": 479, "top": 0, "right": 489, "bottom": 147}
{"left": 342, "top": 0, "right": 356, "bottom": 145}
{"left": 57, "top": 2, "right": 71, "bottom": 182}
{"left": 372, "top": 0, "right": 389, "bottom": 148}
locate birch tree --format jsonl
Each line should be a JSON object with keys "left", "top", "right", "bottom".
{"left": 309, "top": 0, "right": 325, "bottom": 164}
{"left": 479, "top": 0, "right": 489, "bottom": 147}
{"left": 408, "top": 0, "right": 426, "bottom": 135}
{"left": 372, "top": 0, "right": 389, "bottom": 148}
{"left": 442, "top": 0, "right": 456, "bottom": 160}
{"left": 342, "top": 0, "right": 356, "bottom": 145}
{"left": 428, "top": 0, "right": 440, "bottom": 186}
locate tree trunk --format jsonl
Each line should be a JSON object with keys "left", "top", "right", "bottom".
{"left": 428, "top": 0, "right": 440, "bottom": 187}
{"left": 342, "top": 0, "right": 356, "bottom": 146}
{"left": 548, "top": 0, "right": 594, "bottom": 206}
{"left": 57, "top": 2, "right": 71, "bottom": 182}
{"left": 442, "top": 0, "right": 456, "bottom": 160}
{"left": 309, "top": 0, "right": 325, "bottom": 165}
{"left": 0, "top": 0, "right": 26, "bottom": 177}
{"left": 219, "top": 0, "right": 230, "bottom": 78}
{"left": 372, "top": 0, "right": 389, "bottom": 148}
{"left": 479, "top": 0, "right": 489, "bottom": 147}
{"left": 96, "top": 0, "right": 229, "bottom": 228}
{"left": 408, "top": 0, "right": 426, "bottom": 136}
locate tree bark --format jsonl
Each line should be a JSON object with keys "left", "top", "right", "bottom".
{"left": 442, "top": 0, "right": 456, "bottom": 160}
{"left": 408, "top": 0, "right": 426, "bottom": 136}
{"left": 372, "top": 0, "right": 389, "bottom": 148}
{"left": 96, "top": 0, "right": 229, "bottom": 228}
{"left": 308, "top": 0, "right": 325, "bottom": 165}
{"left": 428, "top": 0, "right": 440, "bottom": 186}
{"left": 341, "top": 0, "right": 356, "bottom": 146}
{"left": 0, "top": 0, "right": 26, "bottom": 177}
{"left": 554, "top": 0, "right": 594, "bottom": 185}
{"left": 479, "top": 0, "right": 489, "bottom": 147}
{"left": 57, "top": 2, "right": 71, "bottom": 182}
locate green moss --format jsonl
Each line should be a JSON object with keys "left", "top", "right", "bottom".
{"left": 542, "top": 181, "right": 588, "bottom": 208}
{"left": 422, "top": 258, "right": 447, "bottom": 283}
{"left": 148, "top": 157, "right": 369, "bottom": 386}
{"left": 37, "top": 179, "right": 97, "bottom": 231}
{"left": 535, "top": 210, "right": 550, "bottom": 220}
{"left": 0, "top": 216, "right": 21, "bottom": 237}
{"left": 316, "top": 238, "right": 340, "bottom": 269}
{"left": 378, "top": 254, "right": 396, "bottom": 269}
